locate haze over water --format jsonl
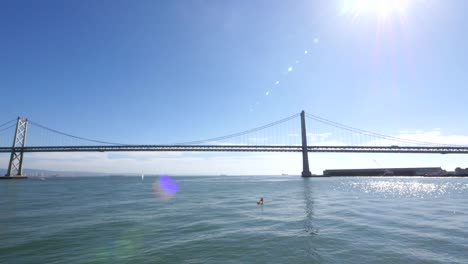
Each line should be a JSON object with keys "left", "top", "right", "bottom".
{"left": 1, "top": 176, "right": 467, "bottom": 263}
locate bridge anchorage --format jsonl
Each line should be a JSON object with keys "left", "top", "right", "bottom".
{"left": 1, "top": 110, "right": 468, "bottom": 179}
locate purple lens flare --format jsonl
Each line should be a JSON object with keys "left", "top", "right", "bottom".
{"left": 159, "top": 175, "right": 178, "bottom": 194}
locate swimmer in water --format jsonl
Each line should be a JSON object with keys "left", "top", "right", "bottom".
{"left": 257, "top": 197, "right": 264, "bottom": 205}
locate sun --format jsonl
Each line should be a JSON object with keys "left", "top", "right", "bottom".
{"left": 342, "top": 0, "right": 410, "bottom": 18}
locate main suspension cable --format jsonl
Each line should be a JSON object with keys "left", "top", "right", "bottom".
{"left": 174, "top": 113, "right": 301, "bottom": 145}
{"left": 28, "top": 120, "right": 126, "bottom": 146}
{"left": 306, "top": 113, "right": 460, "bottom": 147}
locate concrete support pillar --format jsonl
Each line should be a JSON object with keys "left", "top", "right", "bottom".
{"left": 301, "top": 111, "right": 312, "bottom": 177}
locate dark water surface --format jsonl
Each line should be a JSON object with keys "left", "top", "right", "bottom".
{"left": 1, "top": 176, "right": 467, "bottom": 263}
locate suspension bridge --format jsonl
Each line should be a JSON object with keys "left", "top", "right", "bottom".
{"left": 1, "top": 111, "right": 467, "bottom": 179}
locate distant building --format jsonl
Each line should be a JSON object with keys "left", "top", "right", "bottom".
{"left": 323, "top": 167, "right": 445, "bottom": 176}
{"left": 455, "top": 167, "right": 468, "bottom": 176}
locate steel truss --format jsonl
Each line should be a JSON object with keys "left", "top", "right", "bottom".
{"left": 0, "top": 145, "right": 468, "bottom": 154}
{"left": 5, "top": 117, "right": 28, "bottom": 176}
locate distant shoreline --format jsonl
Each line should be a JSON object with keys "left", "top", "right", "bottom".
{"left": 19, "top": 174, "right": 468, "bottom": 178}
{"left": 307, "top": 175, "right": 468, "bottom": 178}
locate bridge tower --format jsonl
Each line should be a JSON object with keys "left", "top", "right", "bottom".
{"left": 4, "top": 117, "right": 28, "bottom": 179}
{"left": 301, "top": 111, "right": 312, "bottom": 177}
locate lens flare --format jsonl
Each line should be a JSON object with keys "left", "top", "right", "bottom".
{"left": 152, "top": 175, "right": 178, "bottom": 201}
{"left": 160, "top": 176, "right": 178, "bottom": 193}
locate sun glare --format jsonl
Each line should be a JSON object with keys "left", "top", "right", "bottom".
{"left": 342, "top": 0, "right": 410, "bottom": 18}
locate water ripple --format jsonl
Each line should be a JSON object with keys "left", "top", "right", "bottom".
{"left": 1, "top": 176, "right": 467, "bottom": 264}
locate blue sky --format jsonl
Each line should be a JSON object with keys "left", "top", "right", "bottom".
{"left": 1, "top": 0, "right": 468, "bottom": 174}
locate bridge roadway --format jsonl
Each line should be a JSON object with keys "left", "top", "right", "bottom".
{"left": 1, "top": 145, "right": 468, "bottom": 154}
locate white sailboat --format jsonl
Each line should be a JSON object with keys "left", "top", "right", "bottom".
{"left": 141, "top": 171, "right": 144, "bottom": 181}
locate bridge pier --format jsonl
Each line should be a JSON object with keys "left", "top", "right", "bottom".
{"left": 301, "top": 111, "right": 312, "bottom": 177}
{"left": 3, "top": 117, "right": 28, "bottom": 179}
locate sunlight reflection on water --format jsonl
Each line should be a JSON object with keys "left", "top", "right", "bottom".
{"left": 346, "top": 178, "right": 467, "bottom": 198}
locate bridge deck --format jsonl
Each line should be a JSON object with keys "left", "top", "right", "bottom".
{"left": 0, "top": 145, "right": 467, "bottom": 154}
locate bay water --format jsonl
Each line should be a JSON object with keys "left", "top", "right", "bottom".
{"left": 1, "top": 176, "right": 467, "bottom": 263}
